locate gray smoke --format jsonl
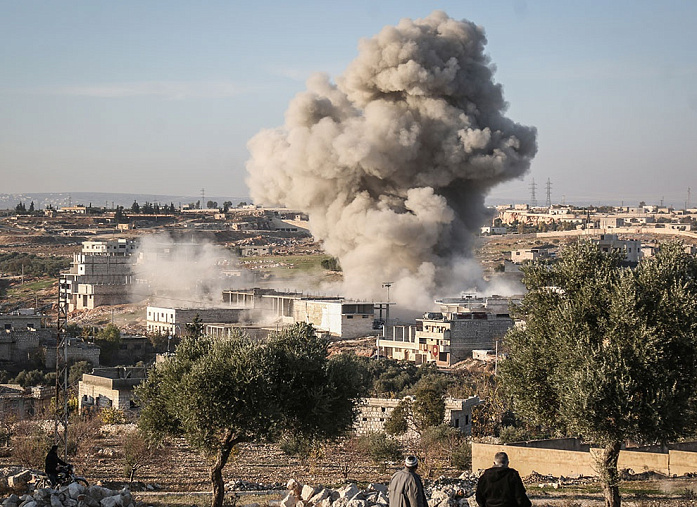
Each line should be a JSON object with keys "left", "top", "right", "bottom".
{"left": 246, "top": 11, "right": 536, "bottom": 309}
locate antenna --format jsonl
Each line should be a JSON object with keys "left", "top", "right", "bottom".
{"left": 201, "top": 188, "right": 205, "bottom": 209}
{"left": 55, "top": 276, "right": 70, "bottom": 459}
{"left": 545, "top": 178, "right": 552, "bottom": 207}
{"left": 529, "top": 178, "right": 538, "bottom": 207}
{"left": 687, "top": 187, "right": 691, "bottom": 210}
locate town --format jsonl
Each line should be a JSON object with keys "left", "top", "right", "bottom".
{"left": 2, "top": 197, "right": 697, "bottom": 506}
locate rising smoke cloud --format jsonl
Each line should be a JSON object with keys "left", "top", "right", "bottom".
{"left": 246, "top": 11, "right": 537, "bottom": 309}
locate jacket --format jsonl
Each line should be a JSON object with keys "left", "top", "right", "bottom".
{"left": 45, "top": 449, "right": 68, "bottom": 475}
{"left": 388, "top": 468, "right": 427, "bottom": 507}
{"left": 475, "top": 466, "right": 531, "bottom": 507}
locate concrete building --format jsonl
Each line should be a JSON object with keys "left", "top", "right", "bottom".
{"left": 60, "top": 239, "right": 136, "bottom": 311}
{"left": 378, "top": 295, "right": 516, "bottom": 366}
{"left": 44, "top": 338, "right": 100, "bottom": 368}
{"left": 78, "top": 367, "right": 146, "bottom": 412}
{"left": 592, "top": 234, "right": 641, "bottom": 263}
{"left": 510, "top": 247, "right": 555, "bottom": 264}
{"left": 0, "top": 384, "right": 55, "bottom": 420}
{"left": 355, "top": 396, "right": 481, "bottom": 436}
{"left": 0, "top": 311, "right": 51, "bottom": 366}
{"left": 146, "top": 306, "right": 252, "bottom": 335}
{"left": 222, "top": 288, "right": 377, "bottom": 339}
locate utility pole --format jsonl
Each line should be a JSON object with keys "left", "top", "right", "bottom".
{"left": 545, "top": 178, "right": 552, "bottom": 207}
{"left": 381, "top": 282, "right": 392, "bottom": 327}
{"left": 54, "top": 275, "right": 70, "bottom": 459}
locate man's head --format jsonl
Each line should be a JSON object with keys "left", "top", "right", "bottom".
{"left": 493, "top": 451, "right": 509, "bottom": 468}
{"left": 50, "top": 444, "right": 58, "bottom": 452}
{"left": 405, "top": 455, "right": 419, "bottom": 470}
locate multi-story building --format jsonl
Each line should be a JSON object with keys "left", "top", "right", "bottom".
{"left": 60, "top": 239, "right": 136, "bottom": 311}
{"left": 592, "top": 234, "right": 641, "bottom": 263}
{"left": 223, "top": 289, "right": 377, "bottom": 339}
{"left": 355, "top": 396, "right": 481, "bottom": 436}
{"left": 378, "top": 295, "right": 516, "bottom": 366}
{"left": 0, "top": 384, "right": 55, "bottom": 420}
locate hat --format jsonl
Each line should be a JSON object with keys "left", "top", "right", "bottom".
{"left": 405, "top": 455, "right": 418, "bottom": 468}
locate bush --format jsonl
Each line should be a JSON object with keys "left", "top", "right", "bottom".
{"left": 11, "top": 420, "right": 52, "bottom": 468}
{"left": 99, "top": 408, "right": 127, "bottom": 425}
{"left": 356, "top": 432, "right": 402, "bottom": 469}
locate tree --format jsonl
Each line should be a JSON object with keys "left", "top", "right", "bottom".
{"left": 355, "top": 432, "right": 402, "bottom": 471}
{"left": 136, "top": 323, "right": 366, "bottom": 507}
{"left": 501, "top": 241, "right": 697, "bottom": 507}
{"left": 206, "top": 200, "right": 218, "bottom": 209}
{"left": 412, "top": 375, "right": 447, "bottom": 432}
{"left": 29, "top": 201, "right": 35, "bottom": 212}
{"left": 131, "top": 201, "right": 140, "bottom": 214}
{"left": 222, "top": 201, "right": 232, "bottom": 212}
{"left": 95, "top": 323, "right": 121, "bottom": 363}
{"left": 122, "top": 428, "right": 160, "bottom": 484}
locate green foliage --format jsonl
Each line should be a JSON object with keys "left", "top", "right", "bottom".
{"left": 68, "top": 361, "right": 93, "bottom": 386}
{"left": 136, "top": 323, "right": 366, "bottom": 507}
{"left": 12, "top": 369, "right": 51, "bottom": 387}
{"left": 184, "top": 315, "right": 204, "bottom": 339}
{"left": 384, "top": 399, "right": 410, "bottom": 436}
{"left": 278, "top": 434, "right": 314, "bottom": 463}
{"left": 450, "top": 437, "right": 472, "bottom": 471}
{"left": 100, "top": 407, "right": 127, "bottom": 424}
{"left": 356, "top": 432, "right": 402, "bottom": 468}
{"left": 122, "top": 429, "right": 158, "bottom": 483}
{"left": 412, "top": 374, "right": 447, "bottom": 432}
{"left": 320, "top": 257, "right": 342, "bottom": 271}
{"left": 501, "top": 241, "right": 697, "bottom": 505}
{"left": 0, "top": 252, "right": 70, "bottom": 277}
{"left": 95, "top": 324, "right": 121, "bottom": 362}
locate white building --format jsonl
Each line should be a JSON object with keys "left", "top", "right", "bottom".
{"left": 146, "top": 306, "right": 252, "bottom": 335}
{"left": 60, "top": 239, "right": 136, "bottom": 311}
{"left": 592, "top": 234, "right": 641, "bottom": 263}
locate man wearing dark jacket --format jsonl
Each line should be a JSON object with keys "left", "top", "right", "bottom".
{"left": 45, "top": 445, "right": 69, "bottom": 487}
{"left": 475, "top": 452, "right": 531, "bottom": 507}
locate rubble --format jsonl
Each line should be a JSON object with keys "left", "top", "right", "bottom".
{"left": 273, "top": 478, "right": 478, "bottom": 507}
{"left": 0, "top": 482, "right": 141, "bottom": 507}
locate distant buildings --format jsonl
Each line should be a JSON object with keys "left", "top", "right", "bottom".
{"left": 78, "top": 366, "right": 146, "bottom": 412}
{"left": 0, "top": 384, "right": 54, "bottom": 420}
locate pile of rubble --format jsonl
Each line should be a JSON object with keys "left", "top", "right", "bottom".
{"left": 0, "top": 482, "right": 140, "bottom": 507}
{"left": 275, "top": 478, "right": 478, "bottom": 507}
{"left": 226, "top": 480, "right": 285, "bottom": 491}
{"left": 522, "top": 471, "right": 597, "bottom": 488}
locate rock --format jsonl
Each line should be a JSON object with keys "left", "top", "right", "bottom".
{"left": 19, "top": 501, "right": 37, "bottom": 507}
{"left": 367, "top": 484, "right": 387, "bottom": 494}
{"left": 300, "top": 485, "right": 316, "bottom": 502}
{"left": 0, "top": 477, "right": 9, "bottom": 492}
{"left": 309, "top": 489, "right": 330, "bottom": 504}
{"left": 99, "top": 495, "right": 123, "bottom": 507}
{"left": 427, "top": 490, "right": 450, "bottom": 507}
{"left": 64, "top": 499, "right": 78, "bottom": 507}
{"left": 375, "top": 492, "right": 388, "bottom": 506}
{"left": 51, "top": 494, "right": 64, "bottom": 507}
{"left": 280, "top": 493, "right": 297, "bottom": 507}
{"left": 68, "top": 483, "right": 87, "bottom": 500}
{"left": 316, "top": 498, "right": 332, "bottom": 507}
{"left": 8, "top": 472, "right": 33, "bottom": 491}
{"left": 336, "top": 485, "right": 359, "bottom": 501}
{"left": 346, "top": 500, "right": 366, "bottom": 507}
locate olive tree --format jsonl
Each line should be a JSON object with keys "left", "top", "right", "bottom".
{"left": 501, "top": 241, "right": 697, "bottom": 507}
{"left": 136, "top": 323, "right": 365, "bottom": 507}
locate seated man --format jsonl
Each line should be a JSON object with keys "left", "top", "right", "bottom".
{"left": 44, "top": 445, "right": 68, "bottom": 487}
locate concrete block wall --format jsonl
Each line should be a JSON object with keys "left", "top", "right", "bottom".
{"left": 472, "top": 442, "right": 697, "bottom": 477}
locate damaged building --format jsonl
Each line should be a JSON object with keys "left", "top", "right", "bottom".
{"left": 377, "top": 295, "right": 517, "bottom": 366}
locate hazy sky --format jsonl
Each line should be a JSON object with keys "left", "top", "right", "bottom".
{"left": 2, "top": 1, "right": 696, "bottom": 206}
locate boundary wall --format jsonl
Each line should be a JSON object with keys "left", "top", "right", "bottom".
{"left": 473, "top": 442, "right": 697, "bottom": 477}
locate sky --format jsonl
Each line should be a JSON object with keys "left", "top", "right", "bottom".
{"left": 1, "top": 1, "right": 696, "bottom": 207}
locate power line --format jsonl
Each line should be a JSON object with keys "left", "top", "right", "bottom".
{"left": 545, "top": 178, "right": 552, "bottom": 207}
{"left": 529, "top": 178, "right": 538, "bottom": 207}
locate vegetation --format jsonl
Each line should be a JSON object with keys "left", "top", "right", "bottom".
{"left": 136, "top": 323, "right": 367, "bottom": 507}
{"left": 501, "top": 241, "right": 697, "bottom": 507}
{"left": 0, "top": 252, "right": 70, "bottom": 277}
{"left": 355, "top": 432, "right": 402, "bottom": 470}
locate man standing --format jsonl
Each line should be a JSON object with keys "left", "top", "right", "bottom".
{"left": 475, "top": 452, "right": 531, "bottom": 507}
{"left": 388, "top": 455, "right": 428, "bottom": 507}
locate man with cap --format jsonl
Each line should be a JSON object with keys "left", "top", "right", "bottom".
{"left": 475, "top": 451, "right": 531, "bottom": 507}
{"left": 388, "top": 455, "right": 428, "bottom": 507}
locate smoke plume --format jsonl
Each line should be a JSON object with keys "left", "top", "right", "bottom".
{"left": 246, "top": 11, "right": 536, "bottom": 308}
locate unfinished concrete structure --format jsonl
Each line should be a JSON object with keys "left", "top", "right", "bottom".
{"left": 592, "top": 233, "right": 641, "bottom": 263}
{"left": 43, "top": 338, "right": 100, "bottom": 368}
{"left": 60, "top": 239, "right": 136, "bottom": 311}
{"left": 78, "top": 366, "right": 146, "bottom": 412}
{"left": 146, "top": 306, "right": 251, "bottom": 336}
{"left": 0, "top": 311, "right": 52, "bottom": 367}
{"left": 378, "top": 295, "right": 516, "bottom": 366}
{"left": 0, "top": 384, "right": 54, "bottom": 420}
{"left": 355, "top": 396, "right": 481, "bottom": 436}
{"left": 222, "top": 288, "right": 377, "bottom": 339}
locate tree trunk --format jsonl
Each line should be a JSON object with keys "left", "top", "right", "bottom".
{"left": 210, "top": 429, "right": 238, "bottom": 507}
{"left": 599, "top": 441, "right": 622, "bottom": 507}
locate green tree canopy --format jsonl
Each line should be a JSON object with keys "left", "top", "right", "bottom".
{"left": 501, "top": 241, "right": 697, "bottom": 507}
{"left": 136, "top": 323, "right": 366, "bottom": 507}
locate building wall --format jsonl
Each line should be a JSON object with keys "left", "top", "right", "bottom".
{"left": 292, "top": 300, "right": 375, "bottom": 339}
{"left": 44, "top": 343, "right": 100, "bottom": 368}
{"left": 472, "top": 442, "right": 697, "bottom": 477}
{"left": 146, "top": 307, "right": 248, "bottom": 335}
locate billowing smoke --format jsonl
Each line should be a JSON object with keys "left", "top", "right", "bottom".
{"left": 246, "top": 11, "right": 536, "bottom": 309}
{"left": 132, "top": 233, "right": 249, "bottom": 307}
